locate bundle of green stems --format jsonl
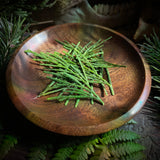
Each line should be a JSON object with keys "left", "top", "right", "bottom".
{"left": 25, "top": 38, "right": 124, "bottom": 107}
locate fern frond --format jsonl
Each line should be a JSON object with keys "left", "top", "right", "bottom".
{"left": 91, "top": 142, "right": 145, "bottom": 160}
{"left": 27, "top": 145, "right": 47, "bottom": 160}
{"left": 0, "top": 135, "right": 18, "bottom": 160}
{"left": 109, "top": 142, "right": 145, "bottom": 158}
{"left": 100, "top": 129, "right": 140, "bottom": 145}
{"left": 70, "top": 137, "right": 99, "bottom": 160}
{"left": 52, "top": 146, "right": 75, "bottom": 160}
{"left": 51, "top": 129, "right": 144, "bottom": 160}
{"left": 120, "top": 151, "right": 146, "bottom": 160}
{"left": 90, "top": 145, "right": 111, "bottom": 160}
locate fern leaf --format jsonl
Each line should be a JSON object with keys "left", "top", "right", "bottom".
{"left": 120, "top": 151, "right": 145, "bottom": 160}
{"left": 70, "top": 145, "right": 88, "bottom": 160}
{"left": 27, "top": 145, "right": 47, "bottom": 160}
{"left": 52, "top": 146, "right": 74, "bottom": 160}
{"left": 0, "top": 135, "right": 18, "bottom": 160}
{"left": 100, "top": 129, "right": 140, "bottom": 145}
{"left": 70, "top": 137, "right": 99, "bottom": 160}
{"left": 91, "top": 145, "right": 111, "bottom": 160}
{"left": 91, "top": 142, "right": 145, "bottom": 160}
{"left": 50, "top": 128, "right": 144, "bottom": 160}
{"left": 109, "top": 142, "right": 145, "bottom": 158}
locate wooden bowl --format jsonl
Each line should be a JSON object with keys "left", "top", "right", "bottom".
{"left": 6, "top": 23, "right": 151, "bottom": 136}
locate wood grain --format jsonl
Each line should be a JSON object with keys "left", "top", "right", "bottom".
{"left": 6, "top": 23, "right": 151, "bottom": 136}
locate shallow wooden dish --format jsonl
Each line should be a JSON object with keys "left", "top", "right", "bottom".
{"left": 6, "top": 23, "right": 151, "bottom": 136}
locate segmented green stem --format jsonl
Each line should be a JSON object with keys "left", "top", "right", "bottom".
{"left": 25, "top": 38, "right": 125, "bottom": 107}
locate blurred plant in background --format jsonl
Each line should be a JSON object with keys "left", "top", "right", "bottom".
{"left": 0, "top": 17, "right": 30, "bottom": 80}
{"left": 140, "top": 30, "right": 160, "bottom": 126}
{"left": 0, "top": 0, "right": 56, "bottom": 20}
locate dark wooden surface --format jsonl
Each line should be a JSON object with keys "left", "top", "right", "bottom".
{"left": 6, "top": 23, "right": 151, "bottom": 136}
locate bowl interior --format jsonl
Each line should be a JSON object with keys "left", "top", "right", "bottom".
{"left": 6, "top": 23, "right": 151, "bottom": 136}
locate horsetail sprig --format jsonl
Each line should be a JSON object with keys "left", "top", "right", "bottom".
{"left": 25, "top": 38, "right": 125, "bottom": 107}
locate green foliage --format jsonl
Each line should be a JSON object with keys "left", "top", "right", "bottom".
{"left": 0, "top": 135, "right": 18, "bottom": 160}
{"left": 70, "top": 137, "right": 99, "bottom": 160}
{"left": 25, "top": 129, "right": 144, "bottom": 160}
{"left": 120, "top": 151, "right": 146, "bottom": 160}
{"left": 52, "top": 129, "right": 145, "bottom": 160}
{"left": 140, "top": 31, "right": 160, "bottom": 126}
{"left": 100, "top": 129, "right": 140, "bottom": 145}
{"left": 0, "top": 15, "right": 29, "bottom": 160}
{"left": 91, "top": 142, "right": 145, "bottom": 160}
{"left": 52, "top": 146, "right": 75, "bottom": 160}
{"left": 27, "top": 145, "right": 48, "bottom": 160}
{"left": 109, "top": 142, "right": 145, "bottom": 158}
{"left": 26, "top": 38, "right": 125, "bottom": 107}
{"left": 0, "top": 0, "right": 56, "bottom": 20}
{"left": 0, "top": 16, "right": 29, "bottom": 77}
{"left": 140, "top": 31, "right": 160, "bottom": 95}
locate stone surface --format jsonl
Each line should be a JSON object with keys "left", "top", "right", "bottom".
{"left": 122, "top": 104, "right": 160, "bottom": 160}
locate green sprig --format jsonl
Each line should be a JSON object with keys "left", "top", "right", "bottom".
{"left": 25, "top": 38, "right": 125, "bottom": 107}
